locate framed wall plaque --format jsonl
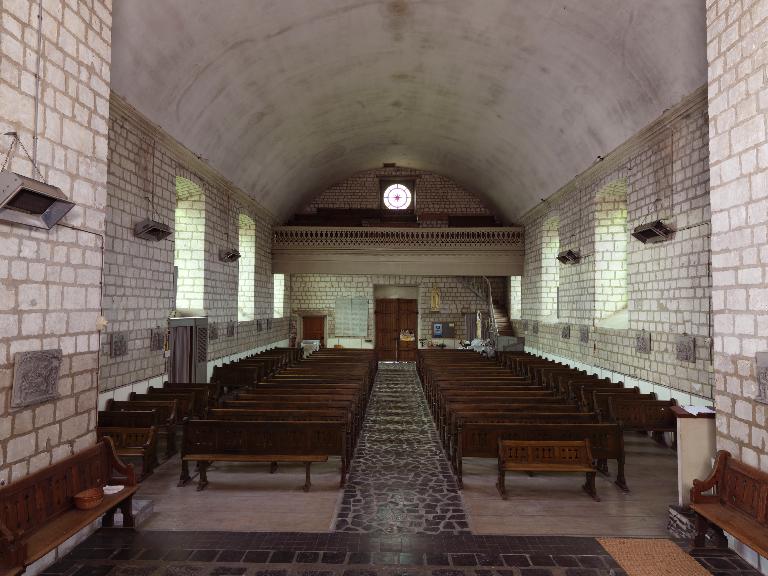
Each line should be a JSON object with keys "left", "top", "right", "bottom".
{"left": 579, "top": 325, "right": 589, "bottom": 344}
{"left": 11, "top": 349, "right": 62, "bottom": 408}
{"left": 676, "top": 335, "right": 695, "bottom": 363}
{"left": 636, "top": 331, "right": 651, "bottom": 354}
{"left": 561, "top": 324, "right": 571, "bottom": 340}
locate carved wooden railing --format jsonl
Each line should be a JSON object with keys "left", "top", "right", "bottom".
{"left": 273, "top": 226, "right": 524, "bottom": 250}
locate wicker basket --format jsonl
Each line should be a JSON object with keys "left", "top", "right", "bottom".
{"left": 74, "top": 487, "right": 104, "bottom": 510}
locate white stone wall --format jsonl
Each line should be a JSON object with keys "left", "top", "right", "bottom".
{"left": 302, "top": 166, "right": 495, "bottom": 224}
{"left": 291, "top": 274, "right": 506, "bottom": 346}
{"left": 0, "top": 0, "right": 112, "bottom": 483}
{"left": 518, "top": 87, "right": 713, "bottom": 399}
{"left": 100, "top": 96, "right": 289, "bottom": 392}
{"left": 707, "top": 0, "right": 768, "bottom": 470}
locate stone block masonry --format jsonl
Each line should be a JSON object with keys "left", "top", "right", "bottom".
{"left": 101, "top": 96, "right": 290, "bottom": 393}
{"left": 518, "top": 86, "right": 713, "bottom": 401}
{"left": 303, "top": 166, "right": 495, "bottom": 225}
{"left": 291, "top": 274, "right": 506, "bottom": 345}
{"left": 707, "top": 0, "right": 768, "bottom": 473}
{"left": 0, "top": 0, "right": 112, "bottom": 485}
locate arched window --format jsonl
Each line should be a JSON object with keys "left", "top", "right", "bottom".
{"left": 238, "top": 214, "right": 256, "bottom": 321}
{"left": 595, "top": 179, "right": 628, "bottom": 328}
{"left": 174, "top": 176, "right": 205, "bottom": 313}
{"left": 541, "top": 217, "right": 560, "bottom": 320}
{"left": 273, "top": 273, "right": 285, "bottom": 318}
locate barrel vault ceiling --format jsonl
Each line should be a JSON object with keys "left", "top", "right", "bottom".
{"left": 111, "top": 0, "right": 706, "bottom": 223}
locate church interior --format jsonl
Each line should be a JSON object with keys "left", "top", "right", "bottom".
{"left": 1, "top": 1, "right": 767, "bottom": 575}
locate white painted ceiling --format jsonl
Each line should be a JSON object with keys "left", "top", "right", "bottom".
{"left": 111, "top": 0, "right": 706, "bottom": 223}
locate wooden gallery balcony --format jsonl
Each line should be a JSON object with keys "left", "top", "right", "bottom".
{"left": 272, "top": 226, "right": 524, "bottom": 276}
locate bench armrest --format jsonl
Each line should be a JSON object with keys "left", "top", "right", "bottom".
{"left": 102, "top": 436, "right": 137, "bottom": 486}
{"left": 143, "top": 427, "right": 158, "bottom": 450}
{"left": 0, "top": 520, "right": 25, "bottom": 574}
{"left": 691, "top": 450, "right": 730, "bottom": 503}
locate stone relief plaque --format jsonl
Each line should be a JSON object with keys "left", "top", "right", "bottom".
{"left": 522, "top": 320, "right": 529, "bottom": 333}
{"left": 579, "top": 325, "right": 589, "bottom": 344}
{"left": 110, "top": 332, "right": 128, "bottom": 358}
{"left": 533, "top": 321, "right": 539, "bottom": 335}
{"left": 636, "top": 331, "right": 651, "bottom": 354}
{"left": 256, "top": 320, "right": 263, "bottom": 332}
{"left": 676, "top": 335, "right": 696, "bottom": 363}
{"left": 561, "top": 324, "right": 571, "bottom": 340}
{"left": 267, "top": 318, "right": 273, "bottom": 330}
{"left": 226, "top": 321, "right": 236, "bottom": 338}
{"left": 756, "top": 352, "right": 768, "bottom": 404}
{"left": 11, "top": 349, "right": 62, "bottom": 409}
{"left": 150, "top": 327, "right": 165, "bottom": 351}
{"left": 209, "top": 323, "right": 219, "bottom": 340}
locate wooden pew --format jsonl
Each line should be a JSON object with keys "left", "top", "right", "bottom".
{"left": 496, "top": 439, "right": 599, "bottom": 501}
{"left": 690, "top": 450, "right": 768, "bottom": 554}
{"left": 130, "top": 391, "right": 195, "bottom": 420}
{"left": 178, "top": 419, "right": 346, "bottom": 490}
{"left": 608, "top": 398, "right": 677, "bottom": 447}
{"left": 105, "top": 399, "right": 178, "bottom": 458}
{"left": 454, "top": 422, "right": 627, "bottom": 491}
{"left": 97, "top": 426, "right": 158, "bottom": 480}
{"left": 0, "top": 439, "right": 136, "bottom": 576}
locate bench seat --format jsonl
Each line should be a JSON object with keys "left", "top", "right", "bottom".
{"left": 18, "top": 486, "right": 138, "bottom": 567}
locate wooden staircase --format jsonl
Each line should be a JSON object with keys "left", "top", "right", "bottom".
{"left": 493, "top": 301, "right": 515, "bottom": 337}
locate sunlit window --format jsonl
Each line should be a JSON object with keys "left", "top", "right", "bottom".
{"left": 382, "top": 183, "right": 412, "bottom": 210}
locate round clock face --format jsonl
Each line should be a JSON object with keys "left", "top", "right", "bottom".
{"left": 383, "top": 184, "right": 412, "bottom": 210}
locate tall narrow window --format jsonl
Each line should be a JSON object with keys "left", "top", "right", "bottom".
{"left": 541, "top": 218, "right": 560, "bottom": 320}
{"left": 174, "top": 177, "right": 205, "bottom": 313}
{"left": 595, "top": 179, "right": 628, "bottom": 327}
{"left": 509, "top": 276, "right": 522, "bottom": 320}
{"left": 273, "top": 273, "right": 285, "bottom": 318}
{"left": 238, "top": 214, "right": 256, "bottom": 321}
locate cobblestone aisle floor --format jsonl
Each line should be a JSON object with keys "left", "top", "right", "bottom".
{"left": 333, "top": 363, "right": 469, "bottom": 534}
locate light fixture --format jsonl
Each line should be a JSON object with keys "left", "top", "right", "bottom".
{"left": 0, "top": 171, "right": 75, "bottom": 229}
{"left": 219, "top": 248, "right": 241, "bottom": 262}
{"left": 631, "top": 220, "right": 674, "bottom": 244}
{"left": 134, "top": 218, "right": 172, "bottom": 241}
{"left": 556, "top": 249, "right": 581, "bottom": 264}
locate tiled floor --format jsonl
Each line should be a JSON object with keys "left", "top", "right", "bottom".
{"left": 40, "top": 362, "right": 763, "bottom": 576}
{"left": 334, "top": 363, "right": 468, "bottom": 534}
{"left": 44, "top": 530, "right": 762, "bottom": 576}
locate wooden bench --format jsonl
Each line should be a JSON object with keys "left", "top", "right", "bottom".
{"left": 690, "top": 450, "right": 768, "bottom": 555}
{"left": 178, "top": 419, "right": 346, "bottom": 490}
{"left": 455, "top": 422, "right": 627, "bottom": 491}
{"left": 496, "top": 439, "right": 599, "bottom": 501}
{"left": 97, "top": 427, "right": 158, "bottom": 481}
{"left": 0, "top": 439, "right": 136, "bottom": 576}
{"left": 105, "top": 399, "right": 178, "bottom": 458}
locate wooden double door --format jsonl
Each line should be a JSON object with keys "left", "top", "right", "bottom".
{"left": 375, "top": 299, "right": 418, "bottom": 361}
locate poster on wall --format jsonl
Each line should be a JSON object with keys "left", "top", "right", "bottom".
{"left": 335, "top": 296, "right": 368, "bottom": 336}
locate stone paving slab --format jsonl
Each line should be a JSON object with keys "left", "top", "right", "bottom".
{"left": 333, "top": 363, "right": 468, "bottom": 534}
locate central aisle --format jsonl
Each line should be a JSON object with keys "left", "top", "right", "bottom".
{"left": 333, "top": 362, "right": 470, "bottom": 534}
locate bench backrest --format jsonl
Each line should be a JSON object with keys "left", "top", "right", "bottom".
{"left": 460, "top": 422, "right": 623, "bottom": 460}
{"left": 98, "top": 410, "right": 158, "bottom": 428}
{"left": 608, "top": 398, "right": 677, "bottom": 429}
{"left": 97, "top": 427, "right": 156, "bottom": 449}
{"left": 720, "top": 455, "right": 768, "bottom": 527}
{"left": 181, "top": 420, "right": 345, "bottom": 456}
{"left": 106, "top": 399, "right": 177, "bottom": 423}
{"left": 498, "top": 440, "right": 593, "bottom": 467}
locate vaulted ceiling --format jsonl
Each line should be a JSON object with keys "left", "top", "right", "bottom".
{"left": 111, "top": 0, "right": 706, "bottom": 223}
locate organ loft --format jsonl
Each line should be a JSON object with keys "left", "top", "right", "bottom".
{"left": 0, "top": 1, "right": 767, "bottom": 575}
